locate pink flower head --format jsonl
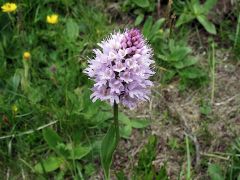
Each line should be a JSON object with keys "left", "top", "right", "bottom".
{"left": 84, "top": 29, "right": 154, "bottom": 109}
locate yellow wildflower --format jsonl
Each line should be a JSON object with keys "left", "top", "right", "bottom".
{"left": 23, "top": 51, "right": 31, "bottom": 60}
{"left": 12, "top": 104, "right": 18, "bottom": 113}
{"left": 46, "top": 14, "right": 59, "bottom": 24}
{"left": 1, "top": 2, "right": 17, "bottom": 13}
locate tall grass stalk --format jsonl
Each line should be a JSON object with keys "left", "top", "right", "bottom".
{"left": 210, "top": 42, "right": 216, "bottom": 104}
{"left": 185, "top": 134, "right": 191, "bottom": 180}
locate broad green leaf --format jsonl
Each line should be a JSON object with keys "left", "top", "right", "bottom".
{"left": 180, "top": 67, "right": 206, "bottom": 79}
{"left": 207, "top": 164, "right": 224, "bottom": 180}
{"left": 202, "top": 0, "right": 217, "bottom": 13}
{"left": 169, "top": 47, "right": 192, "bottom": 61}
{"left": 173, "top": 57, "right": 197, "bottom": 69}
{"left": 101, "top": 125, "right": 117, "bottom": 179}
{"left": 66, "top": 18, "right": 79, "bottom": 41}
{"left": 192, "top": 2, "right": 202, "bottom": 14}
{"left": 176, "top": 12, "right": 195, "bottom": 27}
{"left": 120, "top": 125, "right": 132, "bottom": 139}
{"left": 197, "top": 15, "right": 216, "bottom": 34}
{"left": 67, "top": 144, "right": 91, "bottom": 160}
{"left": 119, "top": 112, "right": 131, "bottom": 125}
{"left": 135, "top": 14, "right": 144, "bottom": 26}
{"left": 131, "top": 119, "right": 150, "bottom": 129}
{"left": 34, "top": 156, "right": 64, "bottom": 173}
{"left": 43, "top": 128, "right": 63, "bottom": 153}
{"left": 132, "top": 0, "right": 150, "bottom": 8}
{"left": 143, "top": 16, "right": 153, "bottom": 38}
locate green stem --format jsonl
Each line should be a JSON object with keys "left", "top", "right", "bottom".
{"left": 113, "top": 102, "right": 119, "bottom": 143}
{"left": 185, "top": 135, "right": 191, "bottom": 180}
{"left": 234, "top": 13, "right": 240, "bottom": 48}
{"left": 211, "top": 42, "right": 215, "bottom": 105}
{"left": 7, "top": 13, "right": 15, "bottom": 29}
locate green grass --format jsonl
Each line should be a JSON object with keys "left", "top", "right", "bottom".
{"left": 0, "top": 0, "right": 239, "bottom": 179}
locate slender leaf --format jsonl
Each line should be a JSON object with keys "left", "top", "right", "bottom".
{"left": 135, "top": 14, "right": 144, "bottom": 26}
{"left": 149, "top": 18, "right": 165, "bottom": 40}
{"left": 101, "top": 125, "right": 117, "bottom": 179}
{"left": 197, "top": 15, "right": 216, "bottom": 34}
{"left": 143, "top": 16, "right": 153, "bottom": 38}
{"left": 176, "top": 12, "right": 195, "bottom": 27}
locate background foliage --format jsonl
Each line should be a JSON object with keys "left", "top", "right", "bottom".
{"left": 0, "top": 0, "right": 240, "bottom": 179}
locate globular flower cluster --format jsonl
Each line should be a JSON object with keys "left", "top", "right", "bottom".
{"left": 84, "top": 29, "right": 154, "bottom": 109}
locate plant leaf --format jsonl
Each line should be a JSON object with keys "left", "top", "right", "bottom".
{"left": 208, "top": 164, "right": 224, "bottom": 180}
{"left": 176, "top": 11, "right": 195, "bottom": 27}
{"left": 179, "top": 67, "right": 206, "bottom": 79}
{"left": 197, "top": 15, "right": 216, "bottom": 34}
{"left": 143, "top": 16, "right": 153, "bottom": 38}
{"left": 43, "top": 128, "right": 63, "bottom": 153}
{"left": 67, "top": 144, "right": 91, "bottom": 160}
{"left": 202, "top": 0, "right": 217, "bottom": 13}
{"left": 173, "top": 57, "right": 197, "bottom": 69}
{"left": 149, "top": 18, "right": 165, "bottom": 40}
{"left": 131, "top": 119, "right": 150, "bottom": 129}
{"left": 12, "top": 71, "right": 21, "bottom": 91}
{"left": 132, "top": 0, "right": 150, "bottom": 8}
{"left": 135, "top": 14, "right": 144, "bottom": 26}
{"left": 169, "top": 47, "right": 192, "bottom": 61}
{"left": 119, "top": 112, "right": 131, "bottom": 126}
{"left": 66, "top": 18, "right": 79, "bottom": 41}
{"left": 34, "top": 156, "right": 64, "bottom": 174}
{"left": 100, "top": 124, "right": 117, "bottom": 179}
{"left": 120, "top": 125, "right": 132, "bottom": 139}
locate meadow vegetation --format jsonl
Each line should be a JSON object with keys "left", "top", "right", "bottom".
{"left": 0, "top": 0, "right": 240, "bottom": 179}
